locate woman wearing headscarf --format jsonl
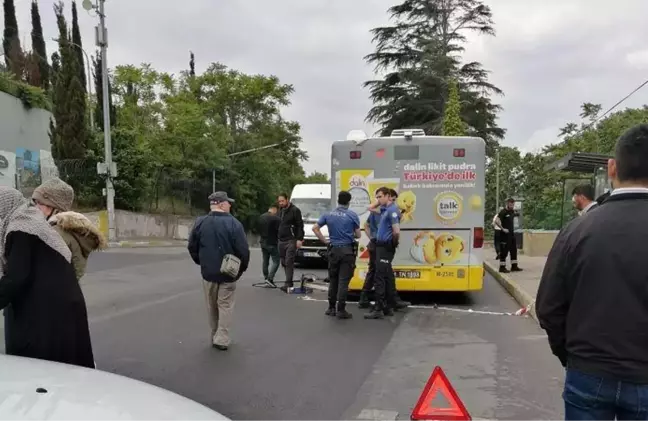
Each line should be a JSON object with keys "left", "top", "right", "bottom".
{"left": 0, "top": 186, "right": 95, "bottom": 368}
{"left": 32, "top": 178, "right": 106, "bottom": 280}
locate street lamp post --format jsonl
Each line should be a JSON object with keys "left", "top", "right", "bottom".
{"left": 495, "top": 147, "right": 500, "bottom": 212}
{"left": 83, "top": 0, "right": 116, "bottom": 242}
{"left": 212, "top": 141, "right": 288, "bottom": 193}
{"left": 51, "top": 37, "right": 94, "bottom": 130}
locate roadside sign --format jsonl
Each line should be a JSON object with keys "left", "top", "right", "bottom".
{"left": 410, "top": 366, "right": 471, "bottom": 420}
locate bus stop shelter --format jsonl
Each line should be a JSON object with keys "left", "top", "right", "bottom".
{"left": 545, "top": 152, "right": 612, "bottom": 228}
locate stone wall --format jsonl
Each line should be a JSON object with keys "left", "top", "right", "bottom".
{"left": 0, "top": 91, "right": 56, "bottom": 193}
{"left": 85, "top": 210, "right": 261, "bottom": 246}
{"left": 522, "top": 230, "right": 559, "bottom": 257}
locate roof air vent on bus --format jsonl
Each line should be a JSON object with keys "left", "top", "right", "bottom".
{"left": 346, "top": 130, "right": 369, "bottom": 144}
{"left": 391, "top": 129, "right": 425, "bottom": 139}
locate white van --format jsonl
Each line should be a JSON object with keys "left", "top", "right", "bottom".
{"left": 290, "top": 184, "right": 331, "bottom": 264}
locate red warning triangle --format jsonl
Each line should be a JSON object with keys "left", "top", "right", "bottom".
{"left": 410, "top": 366, "right": 471, "bottom": 420}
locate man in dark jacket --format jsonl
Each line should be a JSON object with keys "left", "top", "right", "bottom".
{"left": 188, "top": 191, "right": 250, "bottom": 351}
{"left": 277, "top": 193, "right": 304, "bottom": 292}
{"left": 494, "top": 198, "right": 522, "bottom": 273}
{"left": 536, "top": 124, "right": 648, "bottom": 419}
{"left": 258, "top": 204, "right": 280, "bottom": 287}
{"left": 571, "top": 183, "right": 597, "bottom": 215}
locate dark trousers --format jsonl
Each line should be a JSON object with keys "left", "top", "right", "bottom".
{"left": 327, "top": 245, "right": 356, "bottom": 304}
{"left": 493, "top": 230, "right": 502, "bottom": 258}
{"left": 279, "top": 239, "right": 297, "bottom": 286}
{"left": 499, "top": 233, "right": 518, "bottom": 268}
{"left": 564, "top": 368, "right": 648, "bottom": 420}
{"left": 374, "top": 242, "right": 397, "bottom": 309}
{"left": 362, "top": 240, "right": 401, "bottom": 303}
{"left": 361, "top": 240, "right": 376, "bottom": 293}
{"left": 261, "top": 243, "right": 280, "bottom": 281}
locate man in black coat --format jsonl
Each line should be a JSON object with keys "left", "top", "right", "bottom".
{"left": 571, "top": 184, "right": 597, "bottom": 215}
{"left": 276, "top": 193, "right": 304, "bottom": 292}
{"left": 188, "top": 191, "right": 250, "bottom": 351}
{"left": 258, "top": 204, "right": 281, "bottom": 287}
{"left": 536, "top": 124, "right": 648, "bottom": 419}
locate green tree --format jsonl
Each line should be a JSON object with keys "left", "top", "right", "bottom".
{"left": 189, "top": 51, "right": 195, "bottom": 77}
{"left": 30, "top": 0, "right": 49, "bottom": 90}
{"left": 441, "top": 78, "right": 467, "bottom": 136}
{"left": 71, "top": 59, "right": 309, "bottom": 225}
{"left": 49, "top": 52, "right": 61, "bottom": 158}
{"left": 302, "top": 171, "right": 329, "bottom": 183}
{"left": 364, "top": 0, "right": 504, "bottom": 153}
{"left": 71, "top": 1, "right": 86, "bottom": 92}
{"left": 3, "top": 0, "right": 23, "bottom": 78}
{"left": 51, "top": 1, "right": 87, "bottom": 160}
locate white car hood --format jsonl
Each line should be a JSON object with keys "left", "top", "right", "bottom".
{"left": 304, "top": 222, "right": 328, "bottom": 238}
{"left": 0, "top": 354, "right": 228, "bottom": 420}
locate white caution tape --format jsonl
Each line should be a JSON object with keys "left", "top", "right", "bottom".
{"left": 299, "top": 296, "right": 534, "bottom": 317}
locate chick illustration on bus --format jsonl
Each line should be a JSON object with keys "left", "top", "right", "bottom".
{"left": 397, "top": 190, "right": 416, "bottom": 223}
{"left": 409, "top": 231, "right": 465, "bottom": 265}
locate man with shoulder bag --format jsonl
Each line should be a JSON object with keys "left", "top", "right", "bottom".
{"left": 188, "top": 191, "right": 250, "bottom": 351}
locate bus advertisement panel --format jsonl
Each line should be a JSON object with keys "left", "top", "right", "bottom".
{"left": 332, "top": 134, "right": 485, "bottom": 292}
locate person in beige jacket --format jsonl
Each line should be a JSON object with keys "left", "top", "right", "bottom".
{"left": 32, "top": 178, "right": 107, "bottom": 280}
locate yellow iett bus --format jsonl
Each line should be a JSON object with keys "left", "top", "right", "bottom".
{"left": 331, "top": 129, "right": 485, "bottom": 292}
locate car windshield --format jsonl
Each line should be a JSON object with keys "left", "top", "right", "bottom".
{"left": 291, "top": 198, "right": 330, "bottom": 222}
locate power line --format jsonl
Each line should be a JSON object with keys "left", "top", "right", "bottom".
{"left": 565, "top": 77, "right": 648, "bottom": 139}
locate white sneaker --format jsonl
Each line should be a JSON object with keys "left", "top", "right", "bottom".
{"left": 264, "top": 278, "right": 277, "bottom": 288}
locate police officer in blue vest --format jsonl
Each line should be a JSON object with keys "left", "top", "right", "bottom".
{"left": 358, "top": 205, "right": 381, "bottom": 308}
{"left": 365, "top": 187, "right": 401, "bottom": 319}
{"left": 313, "top": 190, "right": 361, "bottom": 319}
{"left": 359, "top": 189, "right": 410, "bottom": 310}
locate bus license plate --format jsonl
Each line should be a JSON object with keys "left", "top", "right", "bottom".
{"left": 394, "top": 270, "right": 421, "bottom": 279}
{"left": 435, "top": 269, "right": 456, "bottom": 277}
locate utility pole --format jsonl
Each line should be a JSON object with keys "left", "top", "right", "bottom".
{"left": 495, "top": 148, "right": 500, "bottom": 212}
{"left": 84, "top": 0, "right": 116, "bottom": 241}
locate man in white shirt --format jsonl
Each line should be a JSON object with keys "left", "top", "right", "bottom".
{"left": 571, "top": 184, "right": 597, "bottom": 215}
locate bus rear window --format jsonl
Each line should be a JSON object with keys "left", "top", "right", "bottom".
{"left": 394, "top": 145, "right": 419, "bottom": 160}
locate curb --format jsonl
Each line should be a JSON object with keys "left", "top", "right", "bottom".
{"left": 108, "top": 240, "right": 188, "bottom": 248}
{"left": 484, "top": 261, "right": 538, "bottom": 324}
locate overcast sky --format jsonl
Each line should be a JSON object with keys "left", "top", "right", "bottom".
{"left": 10, "top": 0, "right": 648, "bottom": 174}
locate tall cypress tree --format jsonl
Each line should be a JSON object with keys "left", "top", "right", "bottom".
{"left": 92, "top": 52, "right": 115, "bottom": 131}
{"left": 50, "top": 52, "right": 62, "bottom": 159}
{"left": 3, "top": 0, "right": 23, "bottom": 77}
{"left": 189, "top": 51, "right": 195, "bottom": 77}
{"left": 30, "top": 0, "right": 49, "bottom": 90}
{"left": 71, "top": 1, "right": 86, "bottom": 92}
{"left": 53, "top": 1, "right": 87, "bottom": 159}
{"left": 441, "top": 79, "right": 467, "bottom": 136}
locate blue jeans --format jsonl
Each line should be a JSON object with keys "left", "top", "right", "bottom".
{"left": 261, "top": 244, "right": 280, "bottom": 282}
{"left": 564, "top": 368, "right": 648, "bottom": 420}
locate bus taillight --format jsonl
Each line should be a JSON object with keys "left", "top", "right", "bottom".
{"left": 453, "top": 148, "right": 465, "bottom": 157}
{"left": 473, "top": 227, "right": 484, "bottom": 248}
{"left": 350, "top": 151, "right": 362, "bottom": 159}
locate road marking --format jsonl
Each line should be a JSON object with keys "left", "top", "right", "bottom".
{"left": 357, "top": 409, "right": 399, "bottom": 420}
{"left": 90, "top": 290, "right": 196, "bottom": 324}
{"left": 298, "top": 296, "right": 529, "bottom": 317}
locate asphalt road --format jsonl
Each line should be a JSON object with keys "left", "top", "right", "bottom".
{"left": 1, "top": 248, "right": 565, "bottom": 420}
